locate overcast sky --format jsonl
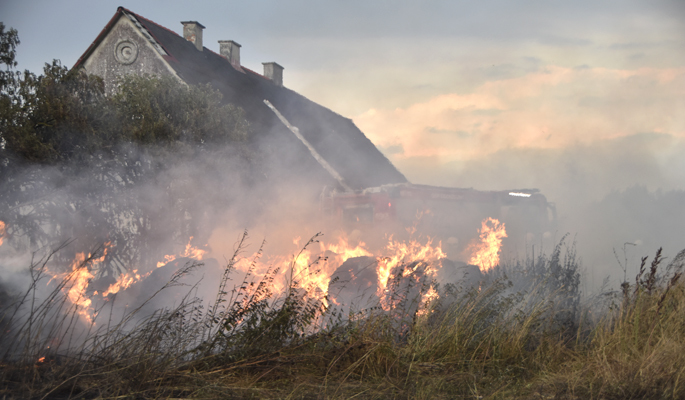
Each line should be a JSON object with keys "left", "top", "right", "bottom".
{"left": 2, "top": 0, "right": 685, "bottom": 201}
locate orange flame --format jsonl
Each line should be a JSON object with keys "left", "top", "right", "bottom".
{"left": 156, "top": 236, "right": 206, "bottom": 268}
{"left": 65, "top": 253, "right": 95, "bottom": 323}
{"left": 467, "top": 217, "right": 507, "bottom": 272}
{"left": 417, "top": 285, "right": 439, "bottom": 317}
{"left": 51, "top": 243, "right": 112, "bottom": 324}
{"left": 52, "top": 228, "right": 458, "bottom": 324}
{"left": 376, "top": 236, "right": 445, "bottom": 311}
{"left": 0, "top": 220, "right": 6, "bottom": 247}
{"left": 290, "top": 235, "right": 375, "bottom": 307}
{"left": 45, "top": 237, "right": 205, "bottom": 326}
{"left": 323, "top": 235, "right": 372, "bottom": 263}
{"left": 45, "top": 217, "right": 507, "bottom": 326}
{"left": 48, "top": 236, "right": 208, "bottom": 326}
{"left": 231, "top": 233, "right": 374, "bottom": 308}
{"left": 102, "top": 269, "right": 142, "bottom": 296}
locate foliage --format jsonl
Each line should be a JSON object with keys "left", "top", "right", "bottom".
{"left": 492, "top": 236, "right": 582, "bottom": 338}
{"left": 1, "top": 61, "right": 110, "bottom": 163}
{"left": 0, "top": 25, "right": 254, "bottom": 276}
{"left": 1, "top": 66, "right": 249, "bottom": 164}
{"left": 0, "top": 22, "right": 19, "bottom": 70}
{"left": 542, "top": 248, "right": 685, "bottom": 399}
{"left": 111, "top": 74, "right": 248, "bottom": 146}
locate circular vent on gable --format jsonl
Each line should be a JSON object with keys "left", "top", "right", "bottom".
{"left": 115, "top": 40, "right": 138, "bottom": 65}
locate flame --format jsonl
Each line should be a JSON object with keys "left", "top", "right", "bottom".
{"left": 0, "top": 220, "right": 5, "bottom": 247}
{"left": 50, "top": 228, "right": 460, "bottom": 325}
{"left": 40, "top": 216, "right": 508, "bottom": 327}
{"left": 64, "top": 253, "right": 95, "bottom": 324}
{"left": 290, "top": 247, "right": 329, "bottom": 302}
{"left": 156, "top": 236, "right": 206, "bottom": 268}
{"left": 70, "top": 235, "right": 205, "bottom": 301}
{"left": 36, "top": 356, "right": 45, "bottom": 364}
{"left": 49, "top": 243, "right": 112, "bottom": 324}
{"left": 43, "top": 236, "right": 206, "bottom": 326}
{"left": 232, "top": 233, "right": 374, "bottom": 308}
{"left": 417, "top": 285, "right": 439, "bottom": 317}
{"left": 467, "top": 217, "right": 507, "bottom": 272}
{"left": 323, "top": 235, "right": 372, "bottom": 263}
{"left": 102, "top": 269, "right": 142, "bottom": 296}
{"left": 289, "top": 235, "right": 374, "bottom": 307}
{"left": 376, "top": 236, "right": 445, "bottom": 310}
{"left": 44, "top": 227, "right": 454, "bottom": 326}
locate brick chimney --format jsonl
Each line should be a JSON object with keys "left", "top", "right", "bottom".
{"left": 218, "top": 40, "right": 241, "bottom": 68}
{"left": 181, "top": 21, "right": 205, "bottom": 51}
{"left": 262, "top": 62, "right": 284, "bottom": 87}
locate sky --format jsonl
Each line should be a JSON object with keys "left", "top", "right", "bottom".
{"left": 2, "top": 0, "right": 685, "bottom": 282}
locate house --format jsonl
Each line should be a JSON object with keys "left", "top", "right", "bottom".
{"left": 74, "top": 7, "right": 407, "bottom": 191}
{"left": 73, "top": 8, "right": 557, "bottom": 258}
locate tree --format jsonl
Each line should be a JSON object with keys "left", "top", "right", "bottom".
{"left": 0, "top": 25, "right": 255, "bottom": 277}
{"left": 0, "top": 22, "right": 21, "bottom": 155}
{"left": 1, "top": 24, "right": 249, "bottom": 164}
{"left": 111, "top": 74, "right": 249, "bottom": 146}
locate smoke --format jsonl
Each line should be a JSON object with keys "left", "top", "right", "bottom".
{"left": 0, "top": 134, "right": 293, "bottom": 305}
{"left": 4, "top": 126, "right": 681, "bottom": 316}
{"left": 0, "top": 100, "right": 418, "bottom": 345}
{"left": 352, "top": 62, "right": 685, "bottom": 292}
{"left": 365, "top": 132, "right": 685, "bottom": 292}
{"left": 1, "top": 66, "right": 683, "bottom": 346}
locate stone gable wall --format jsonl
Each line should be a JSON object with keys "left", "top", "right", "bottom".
{"left": 82, "top": 17, "right": 178, "bottom": 94}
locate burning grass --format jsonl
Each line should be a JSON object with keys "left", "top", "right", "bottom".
{"left": 1, "top": 234, "right": 684, "bottom": 399}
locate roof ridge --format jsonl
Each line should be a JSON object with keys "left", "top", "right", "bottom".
{"left": 121, "top": 7, "right": 273, "bottom": 82}
{"left": 118, "top": 7, "right": 176, "bottom": 60}
{"left": 118, "top": 6, "right": 182, "bottom": 41}
{"left": 73, "top": 7, "right": 180, "bottom": 69}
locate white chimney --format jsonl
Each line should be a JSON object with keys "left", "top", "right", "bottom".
{"left": 181, "top": 21, "right": 205, "bottom": 51}
{"left": 218, "top": 40, "right": 242, "bottom": 68}
{"left": 262, "top": 62, "right": 284, "bottom": 87}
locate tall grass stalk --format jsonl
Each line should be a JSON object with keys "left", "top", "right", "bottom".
{"left": 546, "top": 248, "right": 685, "bottom": 399}
{"left": 1, "top": 237, "right": 684, "bottom": 399}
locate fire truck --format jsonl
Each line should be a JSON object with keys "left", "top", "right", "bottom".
{"left": 321, "top": 183, "right": 557, "bottom": 260}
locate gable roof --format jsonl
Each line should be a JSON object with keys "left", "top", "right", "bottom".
{"left": 75, "top": 7, "right": 407, "bottom": 191}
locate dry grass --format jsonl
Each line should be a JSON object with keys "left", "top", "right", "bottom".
{"left": 539, "top": 249, "right": 685, "bottom": 399}
{"left": 1, "top": 237, "right": 684, "bottom": 399}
